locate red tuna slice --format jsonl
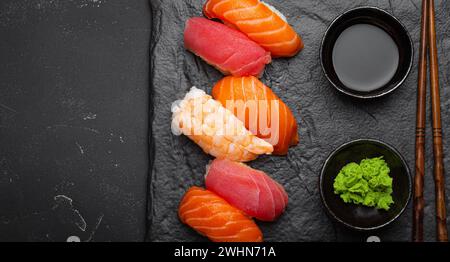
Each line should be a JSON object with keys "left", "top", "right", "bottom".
{"left": 205, "top": 158, "right": 288, "bottom": 221}
{"left": 184, "top": 17, "right": 271, "bottom": 77}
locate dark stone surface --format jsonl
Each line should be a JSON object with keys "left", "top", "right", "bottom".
{"left": 148, "top": 0, "right": 450, "bottom": 242}
{"left": 0, "top": 0, "right": 150, "bottom": 241}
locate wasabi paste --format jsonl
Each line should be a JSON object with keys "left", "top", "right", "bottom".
{"left": 333, "top": 157, "right": 394, "bottom": 210}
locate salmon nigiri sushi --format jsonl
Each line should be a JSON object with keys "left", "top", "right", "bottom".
{"left": 172, "top": 86, "right": 273, "bottom": 162}
{"left": 179, "top": 187, "right": 263, "bottom": 242}
{"left": 212, "top": 76, "right": 299, "bottom": 155}
{"left": 204, "top": 0, "right": 304, "bottom": 57}
{"left": 206, "top": 159, "right": 288, "bottom": 221}
{"left": 184, "top": 17, "right": 271, "bottom": 77}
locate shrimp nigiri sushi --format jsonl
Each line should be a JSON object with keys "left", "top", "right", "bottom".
{"left": 212, "top": 76, "right": 299, "bottom": 155}
{"left": 204, "top": 0, "right": 304, "bottom": 57}
{"left": 184, "top": 17, "right": 271, "bottom": 77}
{"left": 206, "top": 159, "right": 288, "bottom": 221}
{"left": 171, "top": 86, "right": 273, "bottom": 162}
{"left": 179, "top": 187, "right": 263, "bottom": 242}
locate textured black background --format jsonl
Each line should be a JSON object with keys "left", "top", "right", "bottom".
{"left": 0, "top": 0, "right": 150, "bottom": 241}
{"left": 148, "top": 0, "right": 450, "bottom": 242}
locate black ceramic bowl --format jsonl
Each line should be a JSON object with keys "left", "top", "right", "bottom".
{"left": 319, "top": 139, "right": 412, "bottom": 231}
{"left": 320, "top": 7, "right": 413, "bottom": 99}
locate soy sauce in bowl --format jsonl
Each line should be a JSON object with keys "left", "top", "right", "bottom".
{"left": 332, "top": 24, "right": 399, "bottom": 93}
{"left": 321, "top": 7, "right": 413, "bottom": 99}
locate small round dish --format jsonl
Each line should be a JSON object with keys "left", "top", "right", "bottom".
{"left": 319, "top": 139, "right": 412, "bottom": 231}
{"left": 320, "top": 6, "right": 414, "bottom": 99}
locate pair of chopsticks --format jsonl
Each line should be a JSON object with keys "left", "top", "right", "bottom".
{"left": 413, "top": 0, "right": 448, "bottom": 242}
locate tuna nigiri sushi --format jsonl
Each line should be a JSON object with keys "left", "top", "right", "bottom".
{"left": 184, "top": 17, "right": 271, "bottom": 77}
{"left": 171, "top": 87, "right": 273, "bottom": 162}
{"left": 205, "top": 159, "right": 288, "bottom": 221}
{"left": 204, "top": 0, "right": 304, "bottom": 57}
{"left": 212, "top": 76, "right": 299, "bottom": 155}
{"left": 179, "top": 187, "right": 263, "bottom": 242}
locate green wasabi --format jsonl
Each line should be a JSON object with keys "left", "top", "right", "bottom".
{"left": 333, "top": 157, "right": 394, "bottom": 210}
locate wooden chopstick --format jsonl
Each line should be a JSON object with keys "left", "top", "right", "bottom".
{"left": 413, "top": 0, "right": 428, "bottom": 242}
{"left": 427, "top": 0, "right": 448, "bottom": 242}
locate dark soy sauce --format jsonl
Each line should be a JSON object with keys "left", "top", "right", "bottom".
{"left": 332, "top": 24, "right": 399, "bottom": 92}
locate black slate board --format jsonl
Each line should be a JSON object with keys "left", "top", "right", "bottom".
{"left": 147, "top": 0, "right": 450, "bottom": 242}
{"left": 0, "top": 0, "right": 150, "bottom": 241}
